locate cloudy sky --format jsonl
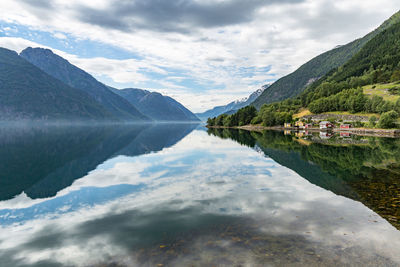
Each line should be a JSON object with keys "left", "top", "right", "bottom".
{"left": 0, "top": 0, "right": 398, "bottom": 112}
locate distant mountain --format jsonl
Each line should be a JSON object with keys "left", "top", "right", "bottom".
{"left": 111, "top": 88, "right": 200, "bottom": 121}
{"left": 0, "top": 48, "right": 112, "bottom": 121}
{"left": 196, "top": 85, "right": 268, "bottom": 120}
{"left": 252, "top": 10, "right": 400, "bottom": 108}
{"left": 20, "top": 47, "right": 148, "bottom": 121}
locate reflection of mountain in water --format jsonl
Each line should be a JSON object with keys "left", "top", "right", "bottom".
{"left": 117, "top": 123, "right": 198, "bottom": 157}
{"left": 208, "top": 128, "right": 400, "bottom": 229}
{"left": 0, "top": 123, "right": 198, "bottom": 200}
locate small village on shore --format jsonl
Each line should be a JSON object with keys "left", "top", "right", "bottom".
{"left": 207, "top": 113, "right": 400, "bottom": 138}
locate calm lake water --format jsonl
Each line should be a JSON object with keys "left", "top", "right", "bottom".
{"left": 0, "top": 124, "right": 400, "bottom": 266}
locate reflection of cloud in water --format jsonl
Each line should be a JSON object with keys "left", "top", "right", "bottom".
{"left": 0, "top": 130, "right": 399, "bottom": 266}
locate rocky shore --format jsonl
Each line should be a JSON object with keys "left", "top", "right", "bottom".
{"left": 207, "top": 125, "right": 400, "bottom": 138}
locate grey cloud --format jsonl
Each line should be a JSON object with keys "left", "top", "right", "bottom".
{"left": 284, "top": 1, "right": 389, "bottom": 41}
{"left": 75, "top": 0, "right": 305, "bottom": 34}
{"left": 21, "top": 225, "right": 67, "bottom": 251}
{"left": 17, "top": 0, "right": 57, "bottom": 20}
{"left": 207, "top": 57, "right": 226, "bottom": 62}
{"left": 19, "top": 0, "right": 55, "bottom": 10}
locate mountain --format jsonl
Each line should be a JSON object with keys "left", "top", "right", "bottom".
{"left": 302, "top": 19, "right": 400, "bottom": 111}
{"left": 325, "top": 20, "right": 400, "bottom": 84}
{"left": 196, "top": 85, "right": 268, "bottom": 121}
{"left": 252, "top": 10, "right": 400, "bottom": 108}
{"left": 111, "top": 88, "right": 200, "bottom": 121}
{"left": 0, "top": 48, "right": 112, "bottom": 121}
{"left": 20, "top": 47, "right": 148, "bottom": 121}
{"left": 216, "top": 12, "right": 400, "bottom": 129}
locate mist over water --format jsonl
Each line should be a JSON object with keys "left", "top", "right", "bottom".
{"left": 0, "top": 126, "right": 399, "bottom": 266}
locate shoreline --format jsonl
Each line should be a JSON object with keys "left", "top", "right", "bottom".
{"left": 207, "top": 125, "right": 400, "bottom": 138}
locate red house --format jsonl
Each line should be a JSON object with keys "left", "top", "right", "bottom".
{"left": 340, "top": 124, "right": 351, "bottom": 130}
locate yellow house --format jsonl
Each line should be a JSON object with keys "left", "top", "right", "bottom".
{"left": 284, "top": 123, "right": 292, "bottom": 128}
{"left": 295, "top": 121, "right": 305, "bottom": 128}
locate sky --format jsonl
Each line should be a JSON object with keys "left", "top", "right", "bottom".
{"left": 0, "top": 1, "right": 398, "bottom": 112}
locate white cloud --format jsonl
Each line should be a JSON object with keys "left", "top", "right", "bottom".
{"left": 53, "top": 32, "right": 67, "bottom": 39}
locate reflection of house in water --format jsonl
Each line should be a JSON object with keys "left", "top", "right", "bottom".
{"left": 320, "top": 131, "right": 333, "bottom": 139}
{"left": 304, "top": 130, "right": 313, "bottom": 136}
{"left": 340, "top": 132, "right": 351, "bottom": 138}
{"left": 284, "top": 130, "right": 292, "bottom": 135}
{"left": 295, "top": 131, "right": 305, "bottom": 138}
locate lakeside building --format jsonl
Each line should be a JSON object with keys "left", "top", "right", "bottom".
{"left": 319, "top": 121, "right": 334, "bottom": 130}
{"left": 340, "top": 124, "right": 352, "bottom": 130}
{"left": 295, "top": 121, "right": 306, "bottom": 128}
{"left": 284, "top": 123, "right": 292, "bottom": 128}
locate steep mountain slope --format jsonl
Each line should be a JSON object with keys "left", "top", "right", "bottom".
{"left": 196, "top": 85, "right": 268, "bottom": 120}
{"left": 327, "top": 21, "right": 400, "bottom": 83}
{"left": 0, "top": 48, "right": 111, "bottom": 120}
{"left": 111, "top": 88, "right": 200, "bottom": 121}
{"left": 302, "top": 20, "right": 400, "bottom": 112}
{"left": 252, "top": 10, "right": 400, "bottom": 108}
{"left": 20, "top": 47, "right": 148, "bottom": 121}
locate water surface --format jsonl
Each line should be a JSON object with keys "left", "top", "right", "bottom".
{"left": 0, "top": 125, "right": 399, "bottom": 266}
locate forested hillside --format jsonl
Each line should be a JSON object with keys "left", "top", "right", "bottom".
{"left": 303, "top": 20, "right": 400, "bottom": 114}
{"left": 252, "top": 10, "right": 400, "bottom": 108}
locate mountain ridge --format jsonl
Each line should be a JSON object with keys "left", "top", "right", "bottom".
{"left": 196, "top": 85, "right": 269, "bottom": 121}
{"left": 0, "top": 47, "right": 112, "bottom": 121}
{"left": 111, "top": 88, "right": 200, "bottom": 121}
{"left": 20, "top": 47, "right": 149, "bottom": 121}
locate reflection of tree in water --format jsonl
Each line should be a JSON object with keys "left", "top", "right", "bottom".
{"left": 208, "top": 128, "right": 400, "bottom": 230}
{"left": 207, "top": 128, "right": 256, "bottom": 148}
